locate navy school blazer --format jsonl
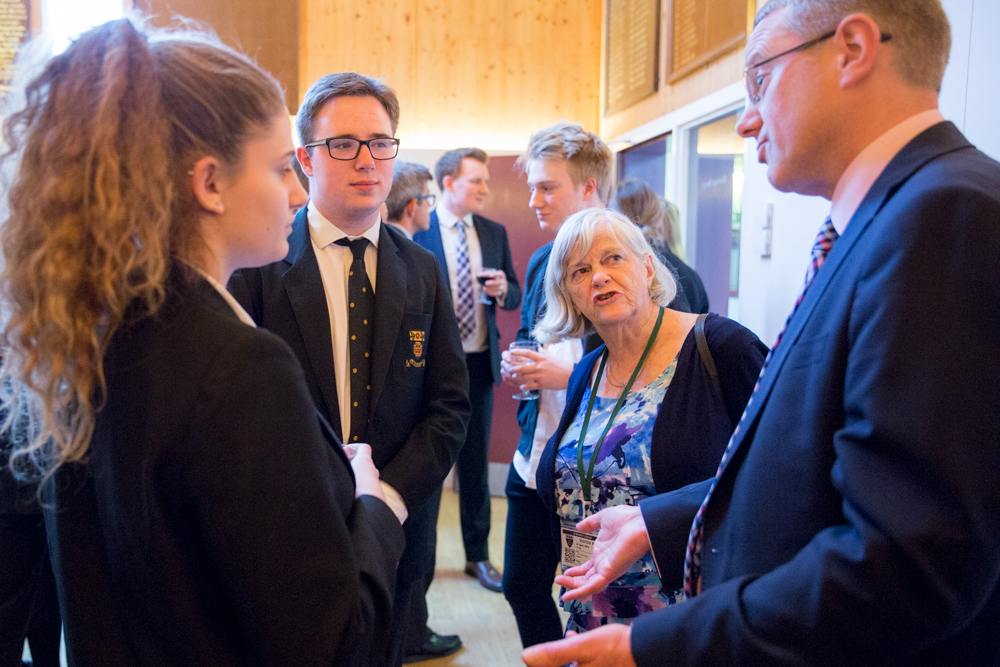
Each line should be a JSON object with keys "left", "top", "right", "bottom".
{"left": 45, "top": 265, "right": 404, "bottom": 666}
{"left": 229, "top": 209, "right": 471, "bottom": 513}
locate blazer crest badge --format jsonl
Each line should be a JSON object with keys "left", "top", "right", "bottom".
{"left": 407, "top": 330, "right": 426, "bottom": 367}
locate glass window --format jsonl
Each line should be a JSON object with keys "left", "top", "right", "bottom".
{"left": 43, "top": 0, "right": 124, "bottom": 53}
{"left": 618, "top": 132, "right": 673, "bottom": 198}
{"left": 685, "top": 110, "right": 745, "bottom": 317}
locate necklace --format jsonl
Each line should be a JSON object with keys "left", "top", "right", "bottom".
{"left": 605, "top": 364, "right": 629, "bottom": 389}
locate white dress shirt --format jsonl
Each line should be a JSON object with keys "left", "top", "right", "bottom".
{"left": 307, "top": 201, "right": 407, "bottom": 523}
{"left": 199, "top": 269, "right": 257, "bottom": 327}
{"left": 512, "top": 338, "right": 584, "bottom": 489}
{"left": 435, "top": 205, "right": 490, "bottom": 354}
{"left": 830, "top": 109, "right": 945, "bottom": 234}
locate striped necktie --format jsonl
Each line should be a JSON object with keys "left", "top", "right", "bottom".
{"left": 683, "top": 217, "right": 839, "bottom": 597}
{"left": 454, "top": 221, "right": 476, "bottom": 340}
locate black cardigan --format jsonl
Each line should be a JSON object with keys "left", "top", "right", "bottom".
{"left": 535, "top": 313, "right": 767, "bottom": 589}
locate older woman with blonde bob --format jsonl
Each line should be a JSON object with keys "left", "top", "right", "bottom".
{"left": 531, "top": 209, "right": 767, "bottom": 634}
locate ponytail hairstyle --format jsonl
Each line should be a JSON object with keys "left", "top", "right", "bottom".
{"left": 0, "top": 17, "right": 286, "bottom": 479}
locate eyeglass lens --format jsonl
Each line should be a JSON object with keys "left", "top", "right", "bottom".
{"left": 327, "top": 138, "right": 399, "bottom": 160}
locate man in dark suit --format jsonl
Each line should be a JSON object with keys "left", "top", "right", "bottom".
{"left": 414, "top": 148, "right": 521, "bottom": 596}
{"left": 524, "top": 1, "right": 1000, "bottom": 665}
{"left": 229, "top": 73, "right": 470, "bottom": 667}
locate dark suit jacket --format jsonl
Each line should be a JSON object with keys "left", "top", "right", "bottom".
{"left": 535, "top": 314, "right": 766, "bottom": 589}
{"left": 44, "top": 266, "right": 405, "bottom": 666}
{"left": 631, "top": 122, "right": 1000, "bottom": 665}
{"left": 414, "top": 211, "right": 522, "bottom": 385}
{"left": 230, "top": 210, "right": 470, "bottom": 513}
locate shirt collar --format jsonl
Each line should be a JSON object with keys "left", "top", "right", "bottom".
{"left": 435, "top": 204, "right": 473, "bottom": 230}
{"left": 829, "top": 109, "right": 945, "bottom": 235}
{"left": 307, "top": 199, "right": 382, "bottom": 248}
{"left": 195, "top": 268, "right": 256, "bottom": 327}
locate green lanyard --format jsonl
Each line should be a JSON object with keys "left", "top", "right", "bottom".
{"left": 576, "top": 307, "right": 664, "bottom": 517}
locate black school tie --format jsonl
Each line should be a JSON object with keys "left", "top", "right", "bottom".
{"left": 334, "top": 237, "right": 374, "bottom": 443}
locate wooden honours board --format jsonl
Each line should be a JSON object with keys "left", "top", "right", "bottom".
{"left": 605, "top": 0, "right": 660, "bottom": 115}
{"left": 0, "top": 0, "right": 29, "bottom": 96}
{"left": 669, "top": 0, "right": 746, "bottom": 81}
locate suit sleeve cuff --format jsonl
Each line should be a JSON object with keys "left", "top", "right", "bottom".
{"left": 379, "top": 481, "right": 408, "bottom": 524}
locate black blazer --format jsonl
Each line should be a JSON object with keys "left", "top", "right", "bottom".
{"left": 631, "top": 122, "right": 1000, "bottom": 665}
{"left": 414, "top": 211, "right": 522, "bottom": 385}
{"left": 535, "top": 314, "right": 766, "bottom": 589}
{"left": 44, "top": 266, "right": 405, "bottom": 666}
{"left": 230, "top": 209, "right": 470, "bottom": 512}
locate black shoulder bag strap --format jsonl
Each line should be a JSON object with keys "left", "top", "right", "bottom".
{"left": 694, "top": 313, "right": 722, "bottom": 396}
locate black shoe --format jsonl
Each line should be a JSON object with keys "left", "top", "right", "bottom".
{"left": 465, "top": 559, "right": 503, "bottom": 592}
{"left": 402, "top": 631, "right": 463, "bottom": 663}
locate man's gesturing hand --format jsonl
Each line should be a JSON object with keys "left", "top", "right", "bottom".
{"left": 522, "top": 626, "right": 636, "bottom": 667}
{"left": 555, "top": 505, "right": 651, "bottom": 601}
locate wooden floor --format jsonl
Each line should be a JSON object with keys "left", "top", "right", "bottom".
{"left": 419, "top": 488, "right": 566, "bottom": 667}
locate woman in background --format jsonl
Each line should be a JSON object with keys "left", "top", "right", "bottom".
{"left": 0, "top": 19, "right": 402, "bottom": 666}
{"left": 613, "top": 179, "right": 709, "bottom": 314}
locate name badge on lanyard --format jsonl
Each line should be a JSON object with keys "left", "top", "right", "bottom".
{"left": 560, "top": 524, "right": 596, "bottom": 568}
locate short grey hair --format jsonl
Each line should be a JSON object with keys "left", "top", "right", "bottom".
{"left": 755, "top": 0, "right": 951, "bottom": 92}
{"left": 533, "top": 209, "right": 677, "bottom": 344}
{"left": 386, "top": 161, "right": 432, "bottom": 221}
{"left": 296, "top": 72, "right": 400, "bottom": 146}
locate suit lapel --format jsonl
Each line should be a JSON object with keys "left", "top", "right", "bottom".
{"left": 473, "top": 215, "right": 497, "bottom": 268}
{"left": 283, "top": 208, "right": 342, "bottom": 438}
{"left": 369, "top": 224, "right": 407, "bottom": 414}
{"left": 723, "top": 122, "right": 972, "bottom": 474}
{"left": 425, "top": 212, "right": 452, "bottom": 301}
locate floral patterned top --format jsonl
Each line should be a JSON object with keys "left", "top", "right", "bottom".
{"left": 554, "top": 359, "right": 684, "bottom": 632}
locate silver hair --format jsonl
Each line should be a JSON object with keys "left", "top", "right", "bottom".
{"left": 532, "top": 208, "right": 677, "bottom": 344}
{"left": 755, "top": 0, "right": 950, "bottom": 92}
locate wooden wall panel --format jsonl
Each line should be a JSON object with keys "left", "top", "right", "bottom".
{"left": 137, "top": 0, "right": 300, "bottom": 112}
{"left": 301, "top": 0, "right": 603, "bottom": 149}
{"left": 599, "top": 0, "right": 754, "bottom": 141}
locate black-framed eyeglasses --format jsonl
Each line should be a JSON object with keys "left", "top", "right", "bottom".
{"left": 743, "top": 30, "right": 892, "bottom": 104}
{"left": 415, "top": 193, "right": 436, "bottom": 207}
{"left": 303, "top": 136, "right": 400, "bottom": 160}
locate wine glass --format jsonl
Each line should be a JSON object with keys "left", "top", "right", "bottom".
{"left": 508, "top": 340, "right": 540, "bottom": 401}
{"left": 476, "top": 268, "right": 496, "bottom": 305}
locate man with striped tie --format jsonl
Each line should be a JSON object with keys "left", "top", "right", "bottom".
{"left": 523, "top": 0, "right": 1000, "bottom": 665}
{"left": 415, "top": 148, "right": 522, "bottom": 596}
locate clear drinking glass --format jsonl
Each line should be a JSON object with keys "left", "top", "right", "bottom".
{"left": 508, "top": 340, "right": 540, "bottom": 401}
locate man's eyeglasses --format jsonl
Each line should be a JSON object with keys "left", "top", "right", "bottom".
{"left": 415, "top": 194, "right": 436, "bottom": 207}
{"left": 303, "top": 136, "right": 400, "bottom": 161}
{"left": 743, "top": 30, "right": 891, "bottom": 104}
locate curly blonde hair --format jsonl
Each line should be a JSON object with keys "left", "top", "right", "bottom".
{"left": 0, "top": 18, "right": 285, "bottom": 479}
